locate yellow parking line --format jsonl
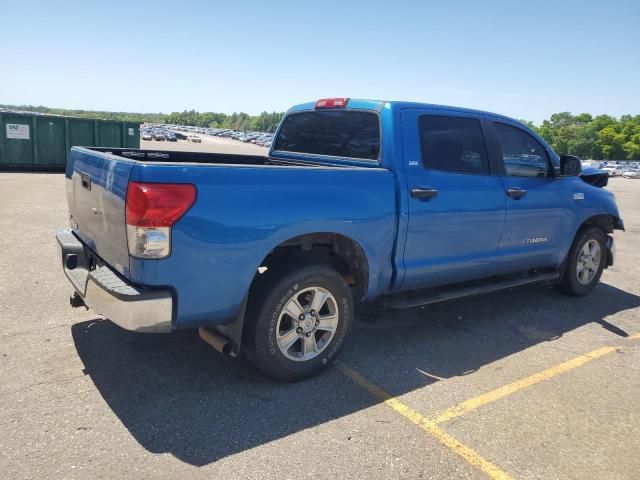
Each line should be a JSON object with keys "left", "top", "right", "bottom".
{"left": 629, "top": 332, "right": 640, "bottom": 340}
{"left": 431, "top": 346, "right": 616, "bottom": 425}
{"left": 336, "top": 362, "right": 513, "bottom": 480}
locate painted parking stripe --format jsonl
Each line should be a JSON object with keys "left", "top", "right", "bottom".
{"left": 336, "top": 362, "right": 513, "bottom": 480}
{"left": 431, "top": 346, "right": 617, "bottom": 425}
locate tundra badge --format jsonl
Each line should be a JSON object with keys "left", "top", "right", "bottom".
{"left": 527, "top": 237, "right": 548, "bottom": 244}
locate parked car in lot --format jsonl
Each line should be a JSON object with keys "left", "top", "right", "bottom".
{"left": 141, "top": 133, "right": 153, "bottom": 141}
{"left": 187, "top": 135, "right": 201, "bottom": 143}
{"left": 153, "top": 133, "right": 165, "bottom": 141}
{"left": 255, "top": 135, "right": 272, "bottom": 146}
{"left": 601, "top": 164, "right": 624, "bottom": 176}
{"left": 57, "top": 98, "right": 623, "bottom": 381}
{"left": 581, "top": 160, "right": 601, "bottom": 169}
{"left": 622, "top": 169, "right": 640, "bottom": 179}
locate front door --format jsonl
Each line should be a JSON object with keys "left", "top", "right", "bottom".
{"left": 400, "top": 110, "right": 506, "bottom": 291}
{"left": 490, "top": 121, "right": 573, "bottom": 270}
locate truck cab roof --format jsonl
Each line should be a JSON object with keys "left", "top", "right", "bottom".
{"left": 287, "top": 98, "right": 518, "bottom": 124}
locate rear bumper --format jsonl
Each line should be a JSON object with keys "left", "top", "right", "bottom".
{"left": 56, "top": 229, "right": 173, "bottom": 333}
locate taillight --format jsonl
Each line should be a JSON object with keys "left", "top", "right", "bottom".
{"left": 126, "top": 182, "right": 196, "bottom": 227}
{"left": 315, "top": 98, "right": 349, "bottom": 109}
{"left": 125, "top": 182, "right": 196, "bottom": 259}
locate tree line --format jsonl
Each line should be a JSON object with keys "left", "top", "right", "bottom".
{"left": 163, "top": 110, "right": 284, "bottom": 133}
{"left": 1, "top": 104, "right": 284, "bottom": 133}
{"left": 522, "top": 112, "right": 640, "bottom": 161}
{"left": 0, "top": 104, "right": 166, "bottom": 124}
{"left": 3, "top": 104, "right": 639, "bottom": 159}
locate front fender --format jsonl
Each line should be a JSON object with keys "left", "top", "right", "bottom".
{"left": 571, "top": 181, "right": 622, "bottom": 233}
{"left": 561, "top": 179, "right": 623, "bottom": 262}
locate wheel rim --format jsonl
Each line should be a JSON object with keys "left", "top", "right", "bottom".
{"left": 276, "top": 286, "right": 339, "bottom": 362}
{"left": 576, "top": 239, "right": 601, "bottom": 285}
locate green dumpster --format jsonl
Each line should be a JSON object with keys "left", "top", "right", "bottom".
{"left": 0, "top": 112, "right": 140, "bottom": 170}
{"left": 68, "top": 118, "right": 95, "bottom": 149}
{"left": 0, "top": 113, "right": 35, "bottom": 167}
{"left": 35, "top": 116, "right": 66, "bottom": 167}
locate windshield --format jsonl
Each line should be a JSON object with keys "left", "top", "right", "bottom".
{"left": 273, "top": 110, "right": 380, "bottom": 160}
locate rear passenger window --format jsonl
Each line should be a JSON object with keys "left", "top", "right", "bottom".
{"left": 494, "top": 122, "right": 550, "bottom": 178}
{"left": 419, "top": 115, "right": 489, "bottom": 175}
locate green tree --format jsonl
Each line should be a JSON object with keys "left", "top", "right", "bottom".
{"left": 623, "top": 141, "right": 640, "bottom": 160}
{"left": 533, "top": 111, "right": 639, "bottom": 160}
{"left": 597, "top": 126, "right": 626, "bottom": 159}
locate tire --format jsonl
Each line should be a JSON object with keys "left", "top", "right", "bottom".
{"left": 557, "top": 227, "right": 606, "bottom": 296}
{"left": 243, "top": 264, "right": 353, "bottom": 382}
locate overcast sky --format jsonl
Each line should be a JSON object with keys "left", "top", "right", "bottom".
{"left": 1, "top": 0, "right": 639, "bottom": 123}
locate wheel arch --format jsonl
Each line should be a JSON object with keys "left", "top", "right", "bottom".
{"left": 254, "top": 232, "right": 371, "bottom": 302}
{"left": 560, "top": 213, "right": 617, "bottom": 275}
{"left": 578, "top": 213, "right": 621, "bottom": 235}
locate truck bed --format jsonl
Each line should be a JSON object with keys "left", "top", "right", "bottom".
{"left": 90, "top": 146, "right": 269, "bottom": 165}
{"left": 88, "top": 147, "right": 327, "bottom": 168}
{"left": 65, "top": 145, "right": 397, "bottom": 329}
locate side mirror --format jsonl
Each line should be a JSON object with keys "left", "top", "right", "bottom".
{"left": 560, "top": 154, "right": 582, "bottom": 176}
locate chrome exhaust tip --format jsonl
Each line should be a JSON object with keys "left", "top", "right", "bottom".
{"left": 198, "top": 327, "right": 232, "bottom": 356}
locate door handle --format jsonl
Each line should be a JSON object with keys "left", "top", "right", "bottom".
{"left": 411, "top": 188, "right": 438, "bottom": 200}
{"left": 506, "top": 187, "right": 526, "bottom": 199}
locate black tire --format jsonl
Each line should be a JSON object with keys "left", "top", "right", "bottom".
{"left": 557, "top": 227, "right": 607, "bottom": 296}
{"left": 243, "top": 264, "right": 353, "bottom": 382}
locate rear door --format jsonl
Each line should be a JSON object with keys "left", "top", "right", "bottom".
{"left": 400, "top": 110, "right": 506, "bottom": 290}
{"left": 489, "top": 121, "right": 573, "bottom": 270}
{"left": 66, "top": 147, "right": 134, "bottom": 275}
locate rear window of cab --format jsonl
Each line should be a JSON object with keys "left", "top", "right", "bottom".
{"left": 273, "top": 110, "right": 380, "bottom": 160}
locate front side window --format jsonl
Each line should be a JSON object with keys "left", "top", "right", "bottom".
{"left": 494, "top": 122, "right": 550, "bottom": 178}
{"left": 419, "top": 115, "right": 489, "bottom": 175}
{"left": 273, "top": 110, "right": 380, "bottom": 160}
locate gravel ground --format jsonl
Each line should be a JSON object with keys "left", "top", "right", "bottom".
{"left": 1, "top": 146, "right": 639, "bottom": 480}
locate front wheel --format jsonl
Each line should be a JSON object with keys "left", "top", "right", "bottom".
{"left": 557, "top": 227, "right": 606, "bottom": 296}
{"left": 244, "top": 264, "right": 353, "bottom": 382}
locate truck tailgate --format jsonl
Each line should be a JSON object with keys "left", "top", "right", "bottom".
{"left": 66, "top": 147, "right": 133, "bottom": 275}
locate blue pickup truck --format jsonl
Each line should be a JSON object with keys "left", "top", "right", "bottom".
{"left": 57, "top": 98, "right": 623, "bottom": 381}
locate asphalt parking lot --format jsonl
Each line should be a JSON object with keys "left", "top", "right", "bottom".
{"left": 1, "top": 142, "right": 639, "bottom": 479}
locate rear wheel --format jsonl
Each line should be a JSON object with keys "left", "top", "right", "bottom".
{"left": 244, "top": 264, "right": 353, "bottom": 382}
{"left": 557, "top": 227, "right": 606, "bottom": 296}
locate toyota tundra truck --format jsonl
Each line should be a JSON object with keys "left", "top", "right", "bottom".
{"left": 57, "top": 98, "right": 624, "bottom": 381}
